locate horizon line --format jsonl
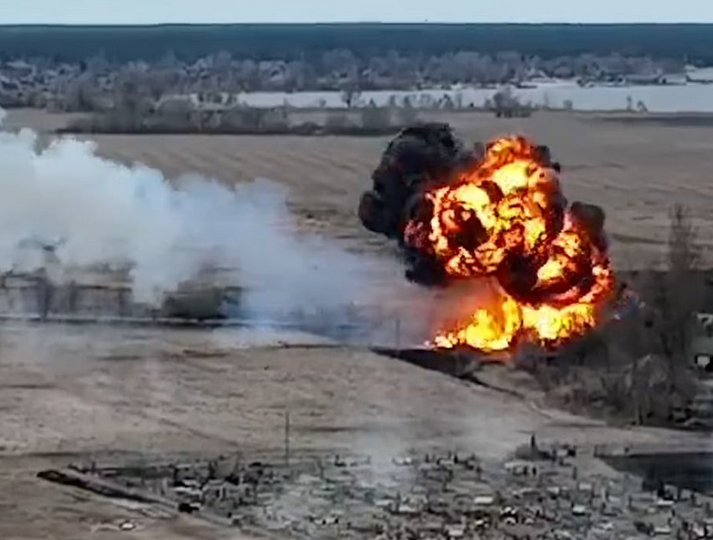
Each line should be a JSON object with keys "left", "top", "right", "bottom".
{"left": 2, "top": 21, "right": 713, "bottom": 27}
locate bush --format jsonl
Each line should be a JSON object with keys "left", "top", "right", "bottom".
{"left": 489, "top": 87, "right": 532, "bottom": 118}
{"left": 396, "top": 106, "right": 420, "bottom": 125}
{"left": 59, "top": 104, "right": 420, "bottom": 137}
{"left": 324, "top": 112, "right": 354, "bottom": 131}
{"left": 519, "top": 204, "right": 705, "bottom": 427}
{"left": 360, "top": 107, "right": 393, "bottom": 130}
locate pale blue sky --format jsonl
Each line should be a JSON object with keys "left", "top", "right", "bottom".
{"left": 0, "top": 0, "right": 712, "bottom": 24}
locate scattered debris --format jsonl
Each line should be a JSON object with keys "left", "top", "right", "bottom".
{"left": 38, "top": 439, "right": 713, "bottom": 540}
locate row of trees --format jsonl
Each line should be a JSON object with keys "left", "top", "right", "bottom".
{"left": 2, "top": 24, "right": 713, "bottom": 64}
{"left": 0, "top": 47, "right": 687, "bottom": 112}
{"left": 62, "top": 98, "right": 422, "bottom": 136}
{"left": 60, "top": 50, "right": 688, "bottom": 91}
{"left": 523, "top": 204, "right": 708, "bottom": 427}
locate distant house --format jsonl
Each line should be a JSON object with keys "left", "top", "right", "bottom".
{"left": 0, "top": 77, "right": 19, "bottom": 92}
{"left": 157, "top": 93, "right": 199, "bottom": 109}
{"left": 697, "top": 312, "right": 713, "bottom": 331}
{"left": 624, "top": 73, "right": 663, "bottom": 85}
{"left": 661, "top": 73, "right": 688, "bottom": 85}
{"left": 4, "top": 60, "right": 35, "bottom": 79}
{"left": 692, "top": 313, "right": 713, "bottom": 372}
{"left": 686, "top": 67, "right": 713, "bottom": 84}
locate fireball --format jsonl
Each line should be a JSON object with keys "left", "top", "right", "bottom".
{"left": 405, "top": 136, "right": 615, "bottom": 352}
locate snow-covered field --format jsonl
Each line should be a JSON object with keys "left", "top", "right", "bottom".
{"left": 229, "top": 81, "right": 713, "bottom": 113}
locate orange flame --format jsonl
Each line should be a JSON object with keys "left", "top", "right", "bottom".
{"left": 406, "top": 136, "right": 615, "bottom": 352}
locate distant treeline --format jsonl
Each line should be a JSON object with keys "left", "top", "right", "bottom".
{"left": 2, "top": 24, "right": 713, "bottom": 63}
{"left": 60, "top": 104, "right": 425, "bottom": 137}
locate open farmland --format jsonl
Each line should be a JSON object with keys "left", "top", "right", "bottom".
{"left": 0, "top": 323, "right": 707, "bottom": 539}
{"left": 8, "top": 109, "right": 713, "bottom": 269}
{"left": 3, "top": 108, "right": 713, "bottom": 539}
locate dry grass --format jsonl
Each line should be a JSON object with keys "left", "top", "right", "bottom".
{"left": 0, "top": 322, "right": 707, "bottom": 537}
{"left": 4, "top": 108, "right": 713, "bottom": 538}
{"left": 0, "top": 323, "right": 655, "bottom": 540}
{"left": 9, "top": 108, "right": 713, "bottom": 268}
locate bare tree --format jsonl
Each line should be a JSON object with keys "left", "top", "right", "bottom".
{"left": 324, "top": 112, "right": 353, "bottom": 131}
{"left": 62, "top": 72, "right": 99, "bottom": 112}
{"left": 341, "top": 85, "right": 361, "bottom": 108}
{"left": 155, "top": 97, "right": 193, "bottom": 130}
{"left": 529, "top": 204, "right": 705, "bottom": 426}
{"left": 648, "top": 204, "right": 703, "bottom": 393}
{"left": 668, "top": 204, "right": 700, "bottom": 275}
{"left": 491, "top": 87, "right": 531, "bottom": 118}
{"left": 395, "top": 104, "right": 420, "bottom": 126}
{"left": 221, "top": 106, "right": 268, "bottom": 131}
{"left": 359, "top": 106, "right": 392, "bottom": 130}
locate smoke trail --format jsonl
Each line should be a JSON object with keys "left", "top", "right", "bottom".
{"left": 0, "top": 112, "right": 393, "bottom": 322}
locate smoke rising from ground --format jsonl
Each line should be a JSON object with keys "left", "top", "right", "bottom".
{"left": 0, "top": 113, "right": 397, "bottom": 323}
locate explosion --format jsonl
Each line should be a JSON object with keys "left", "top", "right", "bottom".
{"left": 359, "top": 126, "right": 615, "bottom": 353}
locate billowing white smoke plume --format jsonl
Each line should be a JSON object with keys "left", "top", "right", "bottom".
{"left": 0, "top": 113, "right": 398, "bottom": 321}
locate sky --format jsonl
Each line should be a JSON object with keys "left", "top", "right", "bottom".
{"left": 1, "top": 0, "right": 713, "bottom": 24}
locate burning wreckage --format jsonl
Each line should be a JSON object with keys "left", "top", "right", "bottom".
{"left": 359, "top": 124, "right": 616, "bottom": 353}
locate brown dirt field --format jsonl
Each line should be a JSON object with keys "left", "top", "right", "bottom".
{"left": 8, "top": 108, "right": 713, "bottom": 268}
{"left": 3, "top": 109, "right": 713, "bottom": 538}
{"left": 0, "top": 323, "right": 704, "bottom": 539}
